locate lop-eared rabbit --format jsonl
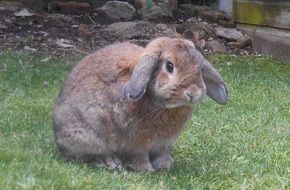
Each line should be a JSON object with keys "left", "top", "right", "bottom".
{"left": 53, "top": 37, "right": 228, "bottom": 171}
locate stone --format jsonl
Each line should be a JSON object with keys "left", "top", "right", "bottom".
{"left": 176, "top": 19, "right": 215, "bottom": 37}
{"left": 104, "top": 21, "right": 174, "bottom": 39}
{"left": 205, "top": 40, "right": 227, "bottom": 53}
{"left": 199, "top": 10, "right": 235, "bottom": 28}
{"left": 14, "top": 8, "right": 34, "bottom": 17}
{"left": 215, "top": 27, "right": 243, "bottom": 41}
{"left": 0, "top": 17, "right": 9, "bottom": 29}
{"left": 0, "top": 23, "right": 7, "bottom": 29}
{"left": 137, "top": 5, "right": 172, "bottom": 21}
{"left": 200, "top": 10, "right": 229, "bottom": 23}
{"left": 198, "top": 21, "right": 216, "bottom": 37}
{"left": 21, "top": 0, "right": 49, "bottom": 11}
{"left": 175, "top": 23, "right": 187, "bottom": 34}
{"left": 235, "top": 34, "right": 252, "bottom": 48}
{"left": 24, "top": 46, "right": 37, "bottom": 52}
{"left": 0, "top": 1, "right": 25, "bottom": 16}
{"left": 198, "top": 30, "right": 206, "bottom": 39}
{"left": 181, "top": 30, "right": 194, "bottom": 40}
{"left": 217, "top": 19, "right": 235, "bottom": 28}
{"left": 155, "top": 23, "right": 175, "bottom": 37}
{"left": 105, "top": 21, "right": 139, "bottom": 39}
{"left": 179, "top": 4, "right": 210, "bottom": 17}
{"left": 238, "top": 34, "right": 252, "bottom": 48}
{"left": 46, "top": 14, "right": 76, "bottom": 23}
{"left": 97, "top": 1, "right": 135, "bottom": 22}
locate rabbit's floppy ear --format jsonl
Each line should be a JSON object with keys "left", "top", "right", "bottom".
{"left": 122, "top": 54, "right": 159, "bottom": 102}
{"left": 201, "top": 59, "right": 228, "bottom": 105}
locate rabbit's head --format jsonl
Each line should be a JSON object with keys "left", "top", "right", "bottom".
{"left": 122, "top": 37, "right": 228, "bottom": 108}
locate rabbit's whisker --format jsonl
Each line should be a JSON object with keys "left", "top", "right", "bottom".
{"left": 136, "top": 107, "right": 162, "bottom": 124}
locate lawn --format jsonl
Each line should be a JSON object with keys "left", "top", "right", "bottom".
{"left": 0, "top": 52, "right": 289, "bottom": 189}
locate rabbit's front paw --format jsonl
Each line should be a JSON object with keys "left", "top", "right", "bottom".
{"left": 105, "top": 155, "right": 123, "bottom": 171}
{"left": 151, "top": 154, "right": 173, "bottom": 170}
{"left": 125, "top": 152, "right": 155, "bottom": 172}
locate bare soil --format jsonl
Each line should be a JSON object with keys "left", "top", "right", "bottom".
{"left": 0, "top": 8, "right": 253, "bottom": 58}
{"left": 0, "top": 12, "right": 177, "bottom": 57}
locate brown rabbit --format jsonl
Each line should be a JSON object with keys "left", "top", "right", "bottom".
{"left": 53, "top": 37, "right": 228, "bottom": 171}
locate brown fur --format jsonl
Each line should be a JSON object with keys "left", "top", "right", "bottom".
{"left": 53, "top": 37, "right": 228, "bottom": 171}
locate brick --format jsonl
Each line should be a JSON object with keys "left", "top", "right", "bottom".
{"left": 48, "top": 1, "right": 92, "bottom": 14}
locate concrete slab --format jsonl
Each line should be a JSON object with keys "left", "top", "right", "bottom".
{"left": 237, "top": 24, "right": 290, "bottom": 63}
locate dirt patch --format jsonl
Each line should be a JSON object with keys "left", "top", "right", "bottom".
{"left": 0, "top": 12, "right": 177, "bottom": 57}
{"left": 0, "top": 2, "right": 254, "bottom": 57}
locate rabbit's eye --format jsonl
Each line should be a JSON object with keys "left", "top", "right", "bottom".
{"left": 166, "top": 61, "right": 174, "bottom": 73}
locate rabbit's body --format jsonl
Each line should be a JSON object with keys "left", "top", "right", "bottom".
{"left": 53, "top": 38, "right": 228, "bottom": 171}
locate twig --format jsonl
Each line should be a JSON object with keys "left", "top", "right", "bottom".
{"left": 73, "top": 48, "right": 89, "bottom": 55}
{"left": 87, "top": 15, "right": 96, "bottom": 25}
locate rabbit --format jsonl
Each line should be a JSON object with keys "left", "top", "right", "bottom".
{"left": 52, "top": 37, "right": 228, "bottom": 172}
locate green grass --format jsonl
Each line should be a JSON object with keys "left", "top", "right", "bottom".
{"left": 0, "top": 52, "right": 289, "bottom": 189}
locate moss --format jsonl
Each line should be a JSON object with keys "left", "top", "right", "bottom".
{"left": 234, "top": 2, "right": 265, "bottom": 25}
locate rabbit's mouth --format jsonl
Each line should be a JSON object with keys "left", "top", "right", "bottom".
{"left": 184, "top": 88, "right": 206, "bottom": 105}
{"left": 149, "top": 84, "right": 206, "bottom": 109}
{"left": 151, "top": 97, "right": 186, "bottom": 109}
{"left": 152, "top": 91, "right": 206, "bottom": 109}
